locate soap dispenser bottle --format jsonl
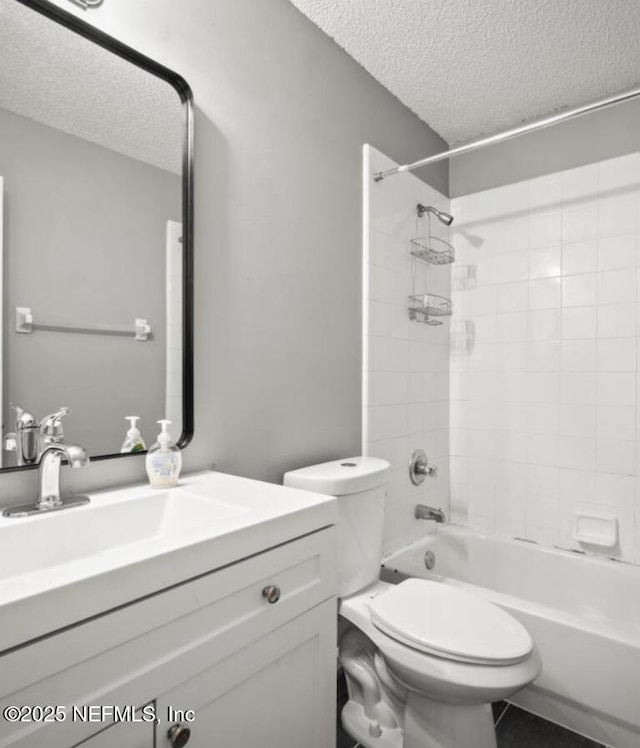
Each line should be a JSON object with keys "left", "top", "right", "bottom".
{"left": 120, "top": 416, "right": 146, "bottom": 453}
{"left": 145, "top": 419, "right": 182, "bottom": 488}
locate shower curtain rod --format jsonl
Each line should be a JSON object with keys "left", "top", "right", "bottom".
{"left": 373, "top": 84, "right": 640, "bottom": 182}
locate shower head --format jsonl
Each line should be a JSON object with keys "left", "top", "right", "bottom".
{"left": 417, "top": 204, "right": 454, "bottom": 225}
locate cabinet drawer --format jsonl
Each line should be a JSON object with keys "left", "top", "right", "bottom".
{"left": 0, "top": 527, "right": 336, "bottom": 748}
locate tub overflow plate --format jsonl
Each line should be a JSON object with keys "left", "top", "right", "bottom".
{"left": 424, "top": 551, "right": 436, "bottom": 570}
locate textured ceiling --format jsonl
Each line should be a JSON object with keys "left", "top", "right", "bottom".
{"left": 288, "top": 0, "right": 640, "bottom": 145}
{"left": 0, "top": 0, "right": 182, "bottom": 173}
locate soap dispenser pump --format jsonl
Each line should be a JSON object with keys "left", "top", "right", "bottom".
{"left": 145, "top": 419, "right": 182, "bottom": 488}
{"left": 120, "top": 416, "right": 146, "bottom": 453}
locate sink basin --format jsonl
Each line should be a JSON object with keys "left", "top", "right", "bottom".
{"left": 0, "top": 486, "right": 248, "bottom": 581}
{"left": 0, "top": 470, "right": 337, "bottom": 654}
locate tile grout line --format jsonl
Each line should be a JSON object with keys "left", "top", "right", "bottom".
{"left": 494, "top": 702, "right": 510, "bottom": 728}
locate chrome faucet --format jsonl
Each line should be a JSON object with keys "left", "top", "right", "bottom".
{"left": 415, "top": 504, "right": 446, "bottom": 523}
{"left": 2, "top": 407, "right": 90, "bottom": 518}
{"left": 38, "top": 442, "right": 90, "bottom": 510}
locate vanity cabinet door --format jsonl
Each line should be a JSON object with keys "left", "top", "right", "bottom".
{"left": 156, "top": 599, "right": 336, "bottom": 748}
{"left": 70, "top": 712, "right": 154, "bottom": 748}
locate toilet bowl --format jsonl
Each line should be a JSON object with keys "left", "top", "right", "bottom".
{"left": 339, "top": 580, "right": 541, "bottom": 748}
{"left": 283, "top": 457, "right": 541, "bottom": 748}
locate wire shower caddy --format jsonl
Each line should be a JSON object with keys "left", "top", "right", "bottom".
{"left": 408, "top": 205, "right": 454, "bottom": 326}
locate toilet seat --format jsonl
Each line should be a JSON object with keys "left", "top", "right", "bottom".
{"left": 369, "top": 578, "right": 533, "bottom": 665}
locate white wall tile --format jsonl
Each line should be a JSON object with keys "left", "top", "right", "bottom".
{"left": 369, "top": 372, "right": 408, "bottom": 406}
{"left": 368, "top": 300, "right": 392, "bottom": 337}
{"left": 597, "top": 269, "right": 637, "bottom": 305}
{"left": 559, "top": 404, "right": 597, "bottom": 437}
{"left": 365, "top": 147, "right": 450, "bottom": 551}
{"left": 368, "top": 404, "right": 408, "bottom": 441}
{"left": 529, "top": 277, "right": 561, "bottom": 310}
{"left": 497, "top": 252, "right": 529, "bottom": 283}
{"left": 529, "top": 309, "right": 561, "bottom": 341}
{"left": 598, "top": 234, "right": 637, "bottom": 271}
{"left": 523, "top": 404, "right": 555, "bottom": 436}
{"left": 596, "top": 439, "right": 635, "bottom": 475}
{"left": 529, "top": 246, "right": 562, "bottom": 279}
{"left": 559, "top": 468, "right": 596, "bottom": 502}
{"left": 498, "top": 311, "right": 528, "bottom": 342}
{"left": 561, "top": 340, "right": 597, "bottom": 372}
{"left": 562, "top": 273, "right": 597, "bottom": 307}
{"left": 598, "top": 194, "right": 638, "bottom": 238}
{"left": 562, "top": 206, "right": 598, "bottom": 243}
{"left": 562, "top": 240, "right": 598, "bottom": 276}
{"left": 498, "top": 282, "right": 528, "bottom": 312}
{"left": 597, "top": 406, "right": 636, "bottom": 442}
{"left": 562, "top": 307, "right": 597, "bottom": 339}
{"left": 495, "top": 489, "right": 526, "bottom": 536}
{"left": 561, "top": 373, "right": 597, "bottom": 404}
{"left": 368, "top": 336, "right": 390, "bottom": 371}
{"left": 529, "top": 211, "right": 562, "bottom": 248}
{"left": 557, "top": 437, "right": 596, "bottom": 471}
{"left": 452, "top": 150, "right": 640, "bottom": 566}
{"left": 598, "top": 338, "right": 636, "bottom": 372}
{"left": 597, "top": 372, "right": 636, "bottom": 406}
{"left": 527, "top": 341, "right": 560, "bottom": 372}
{"left": 597, "top": 303, "right": 637, "bottom": 338}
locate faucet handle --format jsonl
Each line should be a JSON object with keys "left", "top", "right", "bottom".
{"left": 40, "top": 407, "right": 71, "bottom": 440}
{"left": 409, "top": 449, "right": 438, "bottom": 485}
{"left": 9, "top": 403, "right": 37, "bottom": 429}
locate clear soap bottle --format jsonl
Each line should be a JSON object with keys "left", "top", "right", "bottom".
{"left": 145, "top": 419, "right": 182, "bottom": 488}
{"left": 120, "top": 416, "right": 146, "bottom": 453}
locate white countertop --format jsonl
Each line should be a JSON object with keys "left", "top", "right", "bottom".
{"left": 0, "top": 470, "right": 336, "bottom": 653}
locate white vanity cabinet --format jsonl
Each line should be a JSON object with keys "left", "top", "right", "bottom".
{"left": 155, "top": 600, "right": 335, "bottom": 748}
{"left": 0, "top": 526, "right": 337, "bottom": 748}
{"left": 69, "top": 713, "right": 153, "bottom": 748}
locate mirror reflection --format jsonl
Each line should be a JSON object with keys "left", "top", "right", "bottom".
{"left": 0, "top": 0, "right": 191, "bottom": 467}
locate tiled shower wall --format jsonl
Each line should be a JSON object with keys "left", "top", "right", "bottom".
{"left": 450, "top": 152, "right": 640, "bottom": 564}
{"left": 363, "top": 146, "right": 450, "bottom": 553}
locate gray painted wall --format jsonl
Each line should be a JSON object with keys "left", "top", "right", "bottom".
{"left": 451, "top": 99, "right": 640, "bottom": 196}
{"left": 0, "top": 0, "right": 447, "bottom": 504}
{"left": 0, "top": 107, "right": 180, "bottom": 462}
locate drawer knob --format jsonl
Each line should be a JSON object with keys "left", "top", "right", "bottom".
{"left": 262, "top": 584, "right": 281, "bottom": 604}
{"left": 168, "top": 724, "right": 191, "bottom": 747}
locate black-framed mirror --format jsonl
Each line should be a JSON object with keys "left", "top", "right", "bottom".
{"left": 0, "top": 0, "right": 193, "bottom": 469}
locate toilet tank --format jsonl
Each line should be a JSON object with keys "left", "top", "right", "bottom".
{"left": 283, "top": 457, "right": 390, "bottom": 597}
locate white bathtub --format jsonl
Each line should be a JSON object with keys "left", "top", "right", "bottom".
{"left": 381, "top": 525, "right": 640, "bottom": 748}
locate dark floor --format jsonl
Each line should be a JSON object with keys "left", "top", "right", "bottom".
{"left": 493, "top": 702, "right": 606, "bottom": 748}
{"left": 337, "top": 674, "right": 606, "bottom": 748}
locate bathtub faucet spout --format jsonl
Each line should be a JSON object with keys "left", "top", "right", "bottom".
{"left": 415, "top": 504, "right": 446, "bottom": 523}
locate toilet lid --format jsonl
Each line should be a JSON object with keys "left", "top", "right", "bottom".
{"left": 369, "top": 578, "right": 533, "bottom": 665}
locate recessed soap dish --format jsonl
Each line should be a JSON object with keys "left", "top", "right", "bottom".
{"left": 574, "top": 513, "right": 618, "bottom": 548}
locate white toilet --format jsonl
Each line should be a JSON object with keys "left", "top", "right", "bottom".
{"left": 284, "top": 457, "right": 541, "bottom": 748}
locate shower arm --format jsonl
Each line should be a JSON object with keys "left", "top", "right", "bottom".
{"left": 373, "top": 84, "right": 640, "bottom": 182}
